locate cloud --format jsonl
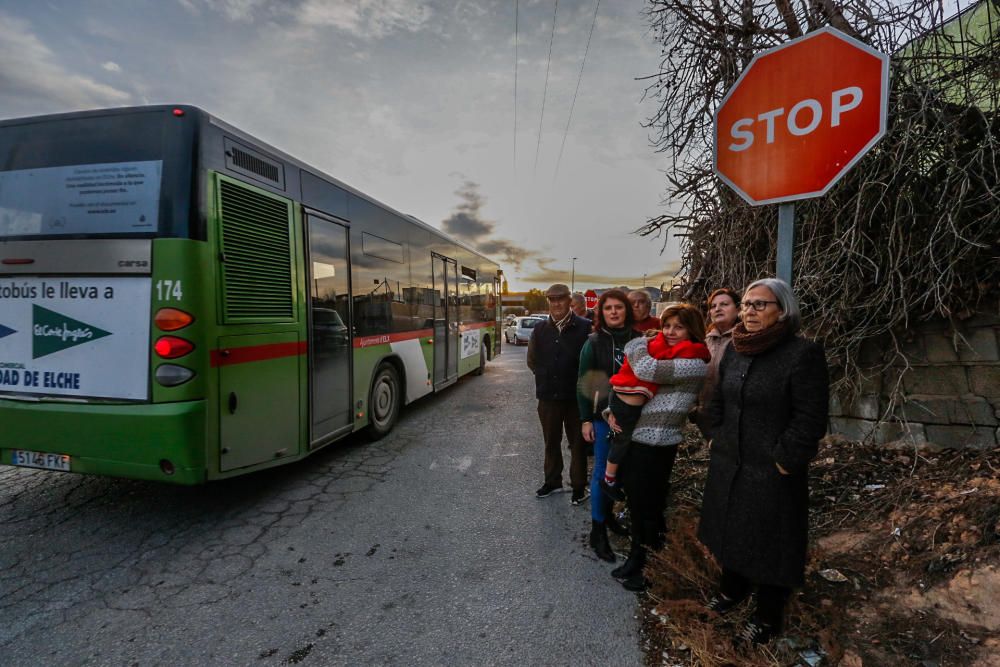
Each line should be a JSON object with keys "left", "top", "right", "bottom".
{"left": 101, "top": 61, "right": 122, "bottom": 73}
{"left": 440, "top": 180, "right": 536, "bottom": 270}
{"left": 297, "top": 0, "right": 432, "bottom": 39}
{"left": 441, "top": 181, "right": 494, "bottom": 239}
{"left": 177, "top": 0, "right": 271, "bottom": 22}
{"left": 518, "top": 263, "right": 683, "bottom": 290}
{"left": 0, "top": 13, "right": 131, "bottom": 116}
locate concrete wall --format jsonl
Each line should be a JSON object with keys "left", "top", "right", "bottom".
{"left": 830, "top": 311, "right": 1000, "bottom": 449}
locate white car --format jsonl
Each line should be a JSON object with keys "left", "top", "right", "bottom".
{"left": 504, "top": 316, "right": 545, "bottom": 346}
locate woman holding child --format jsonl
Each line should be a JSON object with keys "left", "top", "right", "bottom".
{"left": 605, "top": 303, "right": 710, "bottom": 591}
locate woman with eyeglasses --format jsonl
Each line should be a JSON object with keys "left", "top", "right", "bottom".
{"left": 698, "top": 278, "right": 829, "bottom": 645}
{"left": 690, "top": 287, "right": 740, "bottom": 437}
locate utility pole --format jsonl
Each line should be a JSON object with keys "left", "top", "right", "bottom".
{"left": 642, "top": 273, "right": 647, "bottom": 288}
{"left": 571, "top": 257, "right": 577, "bottom": 292}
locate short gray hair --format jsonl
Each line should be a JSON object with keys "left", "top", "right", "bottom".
{"left": 744, "top": 278, "right": 800, "bottom": 332}
{"left": 627, "top": 289, "right": 651, "bottom": 305}
{"left": 571, "top": 292, "right": 586, "bottom": 306}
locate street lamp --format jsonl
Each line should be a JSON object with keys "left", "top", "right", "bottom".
{"left": 571, "top": 257, "right": 577, "bottom": 292}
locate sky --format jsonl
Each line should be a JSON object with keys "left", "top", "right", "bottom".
{"left": 0, "top": 0, "right": 681, "bottom": 292}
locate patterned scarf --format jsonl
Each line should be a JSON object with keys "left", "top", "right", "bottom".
{"left": 731, "top": 319, "right": 792, "bottom": 356}
{"left": 552, "top": 310, "right": 573, "bottom": 332}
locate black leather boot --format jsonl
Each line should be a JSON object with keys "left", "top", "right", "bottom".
{"left": 611, "top": 543, "right": 644, "bottom": 579}
{"left": 621, "top": 519, "right": 661, "bottom": 592}
{"left": 589, "top": 520, "right": 615, "bottom": 563}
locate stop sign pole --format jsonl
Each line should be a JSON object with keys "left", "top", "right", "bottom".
{"left": 713, "top": 27, "right": 890, "bottom": 286}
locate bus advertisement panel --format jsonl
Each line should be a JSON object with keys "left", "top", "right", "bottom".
{"left": 0, "top": 276, "right": 151, "bottom": 400}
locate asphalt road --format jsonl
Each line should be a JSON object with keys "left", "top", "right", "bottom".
{"left": 0, "top": 343, "right": 643, "bottom": 666}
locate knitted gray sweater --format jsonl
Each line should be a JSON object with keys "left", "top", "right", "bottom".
{"left": 625, "top": 336, "right": 708, "bottom": 446}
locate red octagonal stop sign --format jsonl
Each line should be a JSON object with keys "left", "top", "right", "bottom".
{"left": 714, "top": 27, "right": 889, "bottom": 205}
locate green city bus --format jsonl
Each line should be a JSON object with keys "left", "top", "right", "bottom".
{"left": 0, "top": 105, "right": 502, "bottom": 484}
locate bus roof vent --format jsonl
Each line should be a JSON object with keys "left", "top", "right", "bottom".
{"left": 217, "top": 178, "right": 295, "bottom": 322}
{"left": 224, "top": 138, "right": 285, "bottom": 190}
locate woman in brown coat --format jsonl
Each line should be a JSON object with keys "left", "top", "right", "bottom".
{"left": 699, "top": 278, "right": 829, "bottom": 645}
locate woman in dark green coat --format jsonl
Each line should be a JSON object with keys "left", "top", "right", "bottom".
{"left": 699, "top": 278, "right": 829, "bottom": 645}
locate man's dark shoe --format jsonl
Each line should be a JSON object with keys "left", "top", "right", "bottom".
{"left": 535, "top": 483, "right": 561, "bottom": 498}
{"left": 621, "top": 571, "right": 648, "bottom": 592}
{"left": 570, "top": 487, "right": 590, "bottom": 505}
{"left": 589, "top": 520, "right": 615, "bottom": 563}
{"left": 706, "top": 593, "right": 745, "bottom": 616}
{"left": 736, "top": 619, "right": 778, "bottom": 645}
{"left": 599, "top": 478, "right": 626, "bottom": 502}
{"left": 611, "top": 547, "right": 644, "bottom": 580}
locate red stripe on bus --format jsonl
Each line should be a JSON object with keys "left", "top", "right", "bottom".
{"left": 210, "top": 341, "right": 308, "bottom": 367}
{"left": 353, "top": 329, "right": 434, "bottom": 348}
{"left": 352, "top": 323, "right": 497, "bottom": 348}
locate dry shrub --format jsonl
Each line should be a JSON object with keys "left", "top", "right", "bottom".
{"left": 642, "top": 433, "right": 1000, "bottom": 665}
{"left": 645, "top": 513, "right": 784, "bottom": 666}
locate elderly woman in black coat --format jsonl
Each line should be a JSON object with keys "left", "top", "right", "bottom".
{"left": 699, "top": 278, "right": 829, "bottom": 645}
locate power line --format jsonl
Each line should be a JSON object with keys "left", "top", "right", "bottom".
{"left": 533, "top": 0, "right": 559, "bottom": 178}
{"left": 554, "top": 0, "right": 600, "bottom": 184}
{"left": 513, "top": 0, "right": 519, "bottom": 177}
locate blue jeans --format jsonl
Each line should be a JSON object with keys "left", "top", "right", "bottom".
{"left": 590, "top": 419, "right": 611, "bottom": 522}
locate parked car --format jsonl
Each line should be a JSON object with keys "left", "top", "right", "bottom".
{"left": 504, "top": 316, "right": 544, "bottom": 345}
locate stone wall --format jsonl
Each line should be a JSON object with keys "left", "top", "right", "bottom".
{"left": 830, "top": 311, "right": 1000, "bottom": 449}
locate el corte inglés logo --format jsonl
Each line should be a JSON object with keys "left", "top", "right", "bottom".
{"left": 32, "top": 305, "right": 111, "bottom": 359}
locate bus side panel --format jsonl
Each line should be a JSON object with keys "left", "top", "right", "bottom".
{"left": 205, "top": 172, "right": 308, "bottom": 477}
{"left": 217, "top": 332, "right": 301, "bottom": 471}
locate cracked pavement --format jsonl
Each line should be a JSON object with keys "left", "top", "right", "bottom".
{"left": 0, "top": 346, "right": 643, "bottom": 665}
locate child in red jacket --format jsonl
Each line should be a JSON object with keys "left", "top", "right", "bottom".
{"left": 600, "top": 305, "right": 710, "bottom": 501}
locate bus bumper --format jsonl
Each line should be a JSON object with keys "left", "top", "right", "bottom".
{"left": 0, "top": 399, "right": 207, "bottom": 485}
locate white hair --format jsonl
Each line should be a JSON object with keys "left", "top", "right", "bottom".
{"left": 745, "top": 278, "right": 801, "bottom": 332}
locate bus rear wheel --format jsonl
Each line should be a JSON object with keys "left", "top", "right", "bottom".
{"left": 473, "top": 342, "right": 486, "bottom": 376}
{"left": 366, "top": 363, "right": 401, "bottom": 440}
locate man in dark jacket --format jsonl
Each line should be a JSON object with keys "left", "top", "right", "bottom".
{"left": 527, "top": 283, "right": 592, "bottom": 504}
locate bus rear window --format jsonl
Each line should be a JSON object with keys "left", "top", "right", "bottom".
{"left": 0, "top": 108, "right": 195, "bottom": 240}
{"left": 0, "top": 161, "right": 162, "bottom": 237}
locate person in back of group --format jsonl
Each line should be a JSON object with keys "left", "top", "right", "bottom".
{"left": 570, "top": 293, "right": 595, "bottom": 328}
{"left": 699, "top": 278, "right": 829, "bottom": 645}
{"left": 527, "top": 284, "right": 593, "bottom": 504}
{"left": 577, "top": 289, "right": 639, "bottom": 562}
{"left": 690, "top": 287, "right": 740, "bottom": 437}
{"left": 628, "top": 290, "right": 660, "bottom": 332}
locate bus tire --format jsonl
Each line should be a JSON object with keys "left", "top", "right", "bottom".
{"left": 473, "top": 342, "right": 487, "bottom": 376}
{"left": 366, "top": 363, "right": 401, "bottom": 440}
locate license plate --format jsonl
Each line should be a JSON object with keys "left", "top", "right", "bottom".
{"left": 10, "top": 449, "right": 71, "bottom": 472}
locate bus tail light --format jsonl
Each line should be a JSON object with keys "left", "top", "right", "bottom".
{"left": 154, "top": 336, "right": 194, "bottom": 359}
{"left": 155, "top": 364, "right": 195, "bottom": 386}
{"left": 154, "top": 308, "right": 194, "bottom": 331}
